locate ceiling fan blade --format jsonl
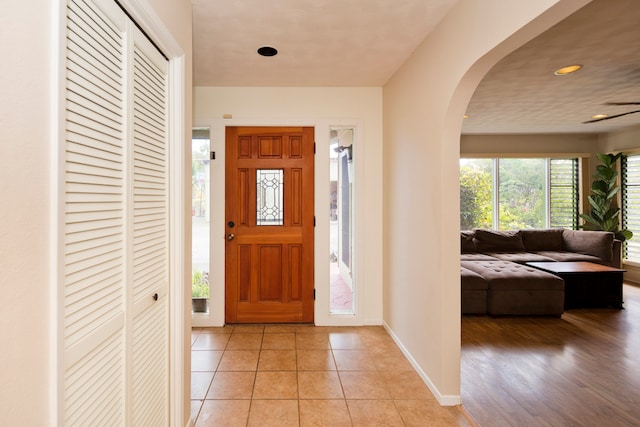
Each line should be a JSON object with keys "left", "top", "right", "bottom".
{"left": 583, "top": 109, "right": 640, "bottom": 123}
{"left": 605, "top": 102, "right": 640, "bottom": 106}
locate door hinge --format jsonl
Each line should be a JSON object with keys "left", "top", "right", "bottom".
{"left": 313, "top": 216, "right": 316, "bottom": 227}
{"left": 314, "top": 289, "right": 316, "bottom": 300}
{"left": 314, "top": 142, "right": 316, "bottom": 154}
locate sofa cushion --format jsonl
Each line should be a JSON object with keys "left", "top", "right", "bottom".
{"left": 461, "top": 230, "right": 476, "bottom": 253}
{"left": 461, "top": 253, "right": 500, "bottom": 261}
{"left": 460, "top": 267, "right": 488, "bottom": 290}
{"left": 461, "top": 260, "right": 564, "bottom": 291}
{"left": 521, "top": 229, "right": 564, "bottom": 251}
{"left": 461, "top": 266, "right": 488, "bottom": 314}
{"left": 472, "top": 229, "right": 526, "bottom": 252}
{"left": 562, "top": 229, "right": 614, "bottom": 264}
{"left": 461, "top": 260, "right": 564, "bottom": 316}
{"left": 485, "top": 251, "right": 558, "bottom": 263}
{"left": 533, "top": 251, "right": 605, "bottom": 264}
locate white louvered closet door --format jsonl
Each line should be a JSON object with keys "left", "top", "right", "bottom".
{"left": 129, "top": 19, "right": 169, "bottom": 427}
{"left": 63, "top": 0, "right": 169, "bottom": 425}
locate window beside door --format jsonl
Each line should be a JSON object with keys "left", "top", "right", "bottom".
{"left": 330, "top": 128, "right": 354, "bottom": 314}
{"left": 192, "top": 128, "right": 211, "bottom": 313}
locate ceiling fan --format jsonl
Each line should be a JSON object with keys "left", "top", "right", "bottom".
{"left": 583, "top": 102, "right": 640, "bottom": 123}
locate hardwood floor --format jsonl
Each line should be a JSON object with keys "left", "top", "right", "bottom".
{"left": 461, "top": 283, "right": 640, "bottom": 427}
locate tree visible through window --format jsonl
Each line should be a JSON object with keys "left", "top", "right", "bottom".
{"left": 460, "top": 158, "right": 578, "bottom": 230}
{"left": 460, "top": 159, "right": 492, "bottom": 229}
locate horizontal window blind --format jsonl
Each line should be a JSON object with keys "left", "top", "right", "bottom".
{"left": 622, "top": 154, "right": 640, "bottom": 261}
{"left": 550, "top": 158, "right": 579, "bottom": 229}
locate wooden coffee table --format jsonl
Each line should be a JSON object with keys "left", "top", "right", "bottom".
{"left": 526, "top": 261, "right": 625, "bottom": 309}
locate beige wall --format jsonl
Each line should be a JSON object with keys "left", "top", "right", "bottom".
{"left": 0, "top": 1, "right": 192, "bottom": 425}
{"left": 461, "top": 133, "right": 598, "bottom": 157}
{"left": 193, "top": 86, "right": 384, "bottom": 327}
{"left": 600, "top": 124, "right": 640, "bottom": 153}
{"left": 382, "top": 0, "right": 591, "bottom": 403}
{"left": 0, "top": 2, "right": 51, "bottom": 425}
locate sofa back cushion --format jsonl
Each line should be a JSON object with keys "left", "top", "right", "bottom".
{"left": 521, "top": 229, "right": 565, "bottom": 251}
{"left": 472, "top": 229, "right": 526, "bottom": 252}
{"left": 461, "top": 230, "right": 476, "bottom": 253}
{"left": 562, "top": 229, "right": 614, "bottom": 263}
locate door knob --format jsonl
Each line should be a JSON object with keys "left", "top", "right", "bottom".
{"left": 227, "top": 233, "right": 235, "bottom": 241}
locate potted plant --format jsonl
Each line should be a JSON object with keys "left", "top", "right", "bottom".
{"left": 580, "top": 153, "right": 633, "bottom": 241}
{"left": 192, "top": 270, "right": 210, "bottom": 313}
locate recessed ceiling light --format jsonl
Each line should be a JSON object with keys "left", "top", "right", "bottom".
{"left": 591, "top": 114, "right": 608, "bottom": 120}
{"left": 554, "top": 64, "right": 582, "bottom": 75}
{"left": 257, "top": 46, "right": 278, "bottom": 57}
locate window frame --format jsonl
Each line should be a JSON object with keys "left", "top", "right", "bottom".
{"left": 622, "top": 152, "right": 640, "bottom": 262}
{"left": 460, "top": 156, "right": 579, "bottom": 230}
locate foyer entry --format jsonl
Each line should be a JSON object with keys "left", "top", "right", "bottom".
{"left": 225, "top": 127, "right": 315, "bottom": 323}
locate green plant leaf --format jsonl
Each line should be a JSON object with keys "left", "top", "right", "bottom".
{"left": 596, "top": 166, "right": 617, "bottom": 182}
{"left": 604, "top": 206, "right": 620, "bottom": 220}
{"left": 606, "top": 186, "right": 620, "bottom": 199}
{"left": 596, "top": 153, "right": 613, "bottom": 166}
{"left": 588, "top": 196, "right": 605, "bottom": 213}
{"left": 579, "top": 213, "right": 599, "bottom": 228}
{"left": 618, "top": 230, "right": 634, "bottom": 241}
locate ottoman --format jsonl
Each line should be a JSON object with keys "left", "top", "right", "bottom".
{"left": 461, "top": 266, "right": 488, "bottom": 314}
{"left": 461, "top": 260, "right": 564, "bottom": 316}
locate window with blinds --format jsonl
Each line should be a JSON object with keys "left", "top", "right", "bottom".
{"left": 622, "top": 154, "right": 640, "bottom": 262}
{"left": 459, "top": 157, "right": 579, "bottom": 230}
{"left": 550, "top": 158, "right": 579, "bottom": 229}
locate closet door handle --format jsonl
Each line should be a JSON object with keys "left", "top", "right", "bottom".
{"left": 153, "top": 293, "right": 159, "bottom": 301}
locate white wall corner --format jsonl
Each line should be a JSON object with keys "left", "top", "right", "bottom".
{"left": 382, "top": 321, "right": 462, "bottom": 406}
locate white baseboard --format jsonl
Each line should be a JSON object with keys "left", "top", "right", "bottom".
{"left": 382, "top": 321, "right": 461, "bottom": 406}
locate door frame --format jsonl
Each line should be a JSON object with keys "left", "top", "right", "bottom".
{"left": 193, "top": 118, "right": 365, "bottom": 327}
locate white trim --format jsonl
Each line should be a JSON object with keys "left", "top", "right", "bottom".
{"left": 195, "top": 118, "right": 369, "bottom": 327}
{"left": 116, "top": 0, "right": 181, "bottom": 58}
{"left": 383, "top": 321, "right": 462, "bottom": 406}
{"left": 460, "top": 152, "right": 593, "bottom": 159}
{"left": 168, "top": 55, "right": 187, "bottom": 427}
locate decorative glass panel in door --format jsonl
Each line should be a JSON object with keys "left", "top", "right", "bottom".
{"left": 256, "top": 169, "right": 284, "bottom": 225}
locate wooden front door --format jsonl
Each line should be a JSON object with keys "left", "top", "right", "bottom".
{"left": 225, "top": 126, "right": 315, "bottom": 323}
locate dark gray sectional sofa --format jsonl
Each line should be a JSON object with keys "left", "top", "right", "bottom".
{"left": 460, "top": 228, "right": 620, "bottom": 316}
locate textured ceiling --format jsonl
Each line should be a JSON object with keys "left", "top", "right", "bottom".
{"left": 462, "top": 0, "right": 640, "bottom": 134}
{"left": 191, "top": 0, "right": 457, "bottom": 87}
{"left": 192, "top": 0, "right": 640, "bottom": 134}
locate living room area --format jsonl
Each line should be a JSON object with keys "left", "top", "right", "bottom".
{"left": 457, "top": 0, "right": 640, "bottom": 424}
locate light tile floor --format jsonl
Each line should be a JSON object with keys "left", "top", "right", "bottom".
{"left": 191, "top": 325, "right": 473, "bottom": 426}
